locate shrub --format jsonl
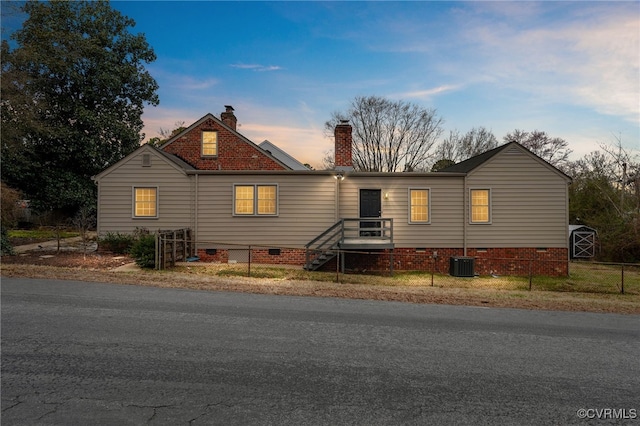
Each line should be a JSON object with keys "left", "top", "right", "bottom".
{"left": 1, "top": 182, "right": 22, "bottom": 228}
{"left": 99, "top": 232, "right": 135, "bottom": 254}
{"left": 129, "top": 234, "right": 156, "bottom": 268}
{"left": 1, "top": 225, "right": 15, "bottom": 255}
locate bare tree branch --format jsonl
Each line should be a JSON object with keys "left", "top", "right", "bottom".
{"left": 325, "top": 96, "right": 443, "bottom": 172}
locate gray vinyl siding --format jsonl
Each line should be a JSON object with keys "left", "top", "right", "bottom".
{"left": 195, "top": 174, "right": 336, "bottom": 248}
{"left": 96, "top": 150, "right": 193, "bottom": 235}
{"left": 465, "top": 146, "right": 569, "bottom": 248}
{"left": 95, "top": 144, "right": 569, "bottom": 252}
{"left": 339, "top": 175, "right": 464, "bottom": 247}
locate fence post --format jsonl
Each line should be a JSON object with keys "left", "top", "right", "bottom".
{"left": 172, "top": 231, "right": 177, "bottom": 267}
{"left": 621, "top": 264, "right": 625, "bottom": 294}
{"left": 431, "top": 255, "right": 435, "bottom": 287}
{"left": 248, "top": 245, "right": 251, "bottom": 277}
{"left": 528, "top": 260, "right": 533, "bottom": 291}
{"left": 155, "top": 233, "right": 159, "bottom": 270}
{"left": 182, "top": 229, "right": 187, "bottom": 260}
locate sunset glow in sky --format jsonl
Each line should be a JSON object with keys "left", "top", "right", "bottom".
{"left": 5, "top": 1, "right": 640, "bottom": 168}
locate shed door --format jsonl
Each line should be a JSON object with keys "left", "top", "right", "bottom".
{"left": 572, "top": 231, "right": 595, "bottom": 258}
{"left": 360, "top": 189, "right": 381, "bottom": 236}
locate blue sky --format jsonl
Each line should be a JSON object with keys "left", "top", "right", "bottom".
{"left": 5, "top": 1, "right": 640, "bottom": 168}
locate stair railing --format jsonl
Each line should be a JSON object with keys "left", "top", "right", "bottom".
{"left": 305, "top": 219, "right": 344, "bottom": 269}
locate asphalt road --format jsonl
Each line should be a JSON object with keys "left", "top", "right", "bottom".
{"left": 2, "top": 278, "right": 639, "bottom": 425}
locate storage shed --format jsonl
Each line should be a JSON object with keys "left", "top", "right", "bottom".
{"left": 569, "top": 225, "right": 597, "bottom": 259}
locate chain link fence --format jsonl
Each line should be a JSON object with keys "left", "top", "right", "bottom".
{"left": 174, "top": 242, "right": 639, "bottom": 295}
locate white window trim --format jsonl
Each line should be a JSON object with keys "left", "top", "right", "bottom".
{"left": 232, "top": 184, "right": 279, "bottom": 217}
{"left": 132, "top": 186, "right": 159, "bottom": 219}
{"left": 201, "top": 130, "right": 218, "bottom": 157}
{"left": 469, "top": 187, "right": 491, "bottom": 224}
{"left": 408, "top": 187, "right": 431, "bottom": 224}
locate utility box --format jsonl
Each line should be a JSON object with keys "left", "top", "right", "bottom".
{"left": 450, "top": 257, "right": 475, "bottom": 277}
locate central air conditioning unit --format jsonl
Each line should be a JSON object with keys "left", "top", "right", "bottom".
{"left": 450, "top": 257, "right": 475, "bottom": 277}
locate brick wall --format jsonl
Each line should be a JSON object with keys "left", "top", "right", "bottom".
{"left": 334, "top": 122, "right": 353, "bottom": 168}
{"left": 197, "top": 247, "right": 306, "bottom": 265}
{"left": 162, "top": 118, "right": 286, "bottom": 171}
{"left": 196, "top": 246, "right": 569, "bottom": 276}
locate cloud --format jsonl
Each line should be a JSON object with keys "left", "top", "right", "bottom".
{"left": 230, "top": 63, "right": 283, "bottom": 72}
{"left": 174, "top": 77, "right": 219, "bottom": 91}
{"left": 458, "top": 4, "right": 639, "bottom": 124}
{"left": 140, "top": 107, "right": 199, "bottom": 140}
{"left": 148, "top": 66, "right": 219, "bottom": 91}
{"left": 395, "top": 85, "right": 462, "bottom": 100}
{"left": 243, "top": 122, "right": 327, "bottom": 165}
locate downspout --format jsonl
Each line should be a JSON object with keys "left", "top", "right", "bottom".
{"left": 463, "top": 174, "right": 468, "bottom": 256}
{"left": 194, "top": 174, "right": 199, "bottom": 251}
{"left": 335, "top": 174, "right": 341, "bottom": 222}
{"left": 566, "top": 180, "right": 571, "bottom": 271}
{"left": 94, "top": 178, "right": 100, "bottom": 235}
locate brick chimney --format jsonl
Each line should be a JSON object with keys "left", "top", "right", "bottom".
{"left": 221, "top": 105, "right": 237, "bottom": 130}
{"left": 334, "top": 120, "right": 353, "bottom": 171}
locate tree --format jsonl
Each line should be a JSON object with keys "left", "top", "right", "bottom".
{"left": 158, "top": 121, "right": 186, "bottom": 140}
{"left": 1, "top": 0, "right": 159, "bottom": 215}
{"left": 434, "top": 127, "right": 499, "bottom": 164}
{"left": 568, "top": 138, "right": 639, "bottom": 262}
{"left": 430, "top": 159, "right": 456, "bottom": 172}
{"left": 504, "top": 130, "right": 572, "bottom": 170}
{"left": 146, "top": 121, "right": 187, "bottom": 147}
{"left": 324, "top": 96, "right": 444, "bottom": 172}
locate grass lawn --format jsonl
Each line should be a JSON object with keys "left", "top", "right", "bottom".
{"left": 175, "top": 261, "right": 640, "bottom": 296}
{"left": 8, "top": 229, "right": 80, "bottom": 240}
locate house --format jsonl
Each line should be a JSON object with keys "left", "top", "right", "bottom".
{"left": 93, "top": 106, "right": 572, "bottom": 276}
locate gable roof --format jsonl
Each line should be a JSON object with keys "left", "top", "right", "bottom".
{"left": 438, "top": 142, "right": 510, "bottom": 173}
{"left": 92, "top": 143, "right": 193, "bottom": 181}
{"left": 158, "top": 112, "right": 292, "bottom": 170}
{"left": 259, "top": 140, "right": 309, "bottom": 171}
{"left": 438, "top": 141, "right": 571, "bottom": 181}
{"left": 154, "top": 146, "right": 196, "bottom": 171}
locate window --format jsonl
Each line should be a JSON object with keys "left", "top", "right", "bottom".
{"left": 234, "top": 184, "right": 277, "bottom": 216}
{"left": 470, "top": 189, "right": 490, "bottom": 223}
{"left": 133, "top": 187, "right": 157, "bottom": 218}
{"left": 409, "top": 188, "right": 430, "bottom": 223}
{"left": 257, "top": 185, "right": 276, "bottom": 215}
{"left": 202, "top": 130, "right": 217, "bottom": 156}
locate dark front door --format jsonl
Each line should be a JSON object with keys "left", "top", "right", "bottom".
{"left": 360, "top": 189, "right": 381, "bottom": 236}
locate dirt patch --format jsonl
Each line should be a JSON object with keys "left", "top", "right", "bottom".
{"left": 8, "top": 237, "right": 54, "bottom": 247}
{"left": 2, "top": 251, "right": 639, "bottom": 315}
{"left": 1, "top": 251, "right": 132, "bottom": 270}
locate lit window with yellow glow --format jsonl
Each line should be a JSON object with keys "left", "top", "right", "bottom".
{"left": 471, "top": 189, "right": 490, "bottom": 223}
{"left": 409, "top": 189, "right": 429, "bottom": 223}
{"left": 257, "top": 185, "right": 276, "bottom": 215}
{"left": 234, "top": 185, "right": 254, "bottom": 215}
{"left": 134, "top": 187, "right": 157, "bottom": 217}
{"left": 234, "top": 184, "right": 277, "bottom": 216}
{"left": 202, "top": 131, "right": 217, "bottom": 156}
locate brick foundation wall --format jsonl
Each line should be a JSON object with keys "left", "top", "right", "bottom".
{"left": 196, "top": 247, "right": 569, "bottom": 276}
{"left": 197, "top": 248, "right": 306, "bottom": 265}
{"left": 338, "top": 248, "right": 568, "bottom": 276}
{"left": 162, "top": 117, "right": 286, "bottom": 171}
